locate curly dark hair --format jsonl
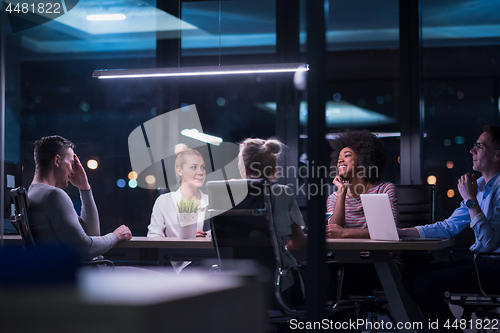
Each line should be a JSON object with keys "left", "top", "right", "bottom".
{"left": 329, "top": 129, "right": 388, "bottom": 183}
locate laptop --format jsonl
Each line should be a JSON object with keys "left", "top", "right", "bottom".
{"left": 360, "top": 193, "right": 441, "bottom": 241}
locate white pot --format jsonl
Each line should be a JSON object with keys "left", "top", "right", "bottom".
{"left": 178, "top": 213, "right": 197, "bottom": 239}
{"left": 178, "top": 212, "right": 198, "bottom": 227}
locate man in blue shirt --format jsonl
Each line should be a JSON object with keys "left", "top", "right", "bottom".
{"left": 399, "top": 124, "right": 500, "bottom": 332}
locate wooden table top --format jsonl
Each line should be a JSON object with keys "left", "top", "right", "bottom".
{"left": 114, "top": 236, "right": 214, "bottom": 249}
{"left": 326, "top": 237, "right": 455, "bottom": 251}
{"left": 1, "top": 235, "right": 455, "bottom": 251}
{"left": 116, "top": 237, "right": 454, "bottom": 251}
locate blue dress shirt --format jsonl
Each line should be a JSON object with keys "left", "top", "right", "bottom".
{"left": 416, "top": 171, "right": 500, "bottom": 253}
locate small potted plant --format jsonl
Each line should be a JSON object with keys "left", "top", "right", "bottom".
{"left": 175, "top": 197, "right": 200, "bottom": 238}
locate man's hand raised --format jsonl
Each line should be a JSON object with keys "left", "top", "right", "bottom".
{"left": 458, "top": 173, "right": 478, "bottom": 202}
{"left": 69, "top": 155, "right": 91, "bottom": 191}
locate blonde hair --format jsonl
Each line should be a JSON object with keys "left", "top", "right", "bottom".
{"left": 174, "top": 143, "right": 203, "bottom": 186}
{"left": 239, "top": 138, "right": 283, "bottom": 180}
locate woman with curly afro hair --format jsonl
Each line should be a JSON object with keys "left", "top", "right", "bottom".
{"left": 326, "top": 129, "right": 398, "bottom": 238}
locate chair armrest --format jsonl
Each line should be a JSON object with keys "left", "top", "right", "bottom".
{"left": 83, "top": 258, "right": 115, "bottom": 268}
{"left": 279, "top": 260, "right": 341, "bottom": 277}
{"left": 278, "top": 264, "right": 301, "bottom": 277}
{"left": 9, "top": 216, "right": 20, "bottom": 233}
{"left": 449, "top": 248, "right": 472, "bottom": 261}
{"left": 473, "top": 252, "right": 500, "bottom": 297}
{"left": 274, "top": 263, "right": 306, "bottom": 315}
{"left": 281, "top": 260, "right": 345, "bottom": 306}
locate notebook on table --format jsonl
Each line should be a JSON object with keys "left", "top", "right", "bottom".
{"left": 360, "top": 193, "right": 442, "bottom": 241}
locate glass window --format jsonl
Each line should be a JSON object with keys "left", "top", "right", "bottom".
{"left": 422, "top": 0, "right": 500, "bottom": 227}
{"left": 3, "top": 0, "right": 280, "bottom": 237}
{"left": 300, "top": 0, "right": 401, "bottom": 190}
{"left": 182, "top": 0, "right": 276, "bottom": 57}
{"left": 7, "top": 0, "right": 499, "bottom": 241}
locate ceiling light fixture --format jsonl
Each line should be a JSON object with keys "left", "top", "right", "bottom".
{"left": 86, "top": 14, "right": 127, "bottom": 21}
{"left": 181, "top": 129, "right": 223, "bottom": 146}
{"left": 299, "top": 132, "right": 401, "bottom": 139}
{"left": 92, "top": 63, "right": 309, "bottom": 79}
{"left": 324, "top": 132, "right": 401, "bottom": 139}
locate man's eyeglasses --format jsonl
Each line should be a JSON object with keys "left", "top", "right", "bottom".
{"left": 472, "top": 142, "right": 500, "bottom": 150}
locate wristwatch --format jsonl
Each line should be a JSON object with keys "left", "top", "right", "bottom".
{"left": 465, "top": 199, "right": 476, "bottom": 209}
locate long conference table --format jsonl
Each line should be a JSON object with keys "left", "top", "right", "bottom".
{"left": 326, "top": 238, "right": 455, "bottom": 333}
{"left": 3, "top": 235, "right": 454, "bottom": 333}
{"left": 118, "top": 237, "right": 455, "bottom": 333}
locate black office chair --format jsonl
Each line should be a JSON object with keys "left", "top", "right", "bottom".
{"left": 396, "top": 184, "right": 438, "bottom": 264}
{"left": 9, "top": 186, "right": 114, "bottom": 268}
{"left": 207, "top": 179, "right": 346, "bottom": 318}
{"left": 207, "top": 179, "right": 302, "bottom": 314}
{"left": 10, "top": 187, "right": 37, "bottom": 249}
{"left": 396, "top": 184, "right": 435, "bottom": 228}
{"left": 444, "top": 253, "right": 500, "bottom": 332}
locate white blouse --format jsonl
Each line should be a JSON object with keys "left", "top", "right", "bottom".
{"left": 147, "top": 188, "right": 209, "bottom": 273}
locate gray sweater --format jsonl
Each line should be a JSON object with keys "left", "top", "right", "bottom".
{"left": 28, "top": 183, "right": 118, "bottom": 260}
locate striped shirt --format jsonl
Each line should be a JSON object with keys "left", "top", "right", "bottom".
{"left": 326, "top": 182, "right": 398, "bottom": 228}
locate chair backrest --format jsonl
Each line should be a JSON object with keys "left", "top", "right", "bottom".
{"left": 208, "top": 179, "right": 302, "bottom": 313}
{"left": 10, "top": 186, "right": 37, "bottom": 249}
{"left": 396, "top": 184, "right": 435, "bottom": 228}
{"left": 474, "top": 252, "right": 500, "bottom": 298}
{"left": 207, "top": 179, "right": 278, "bottom": 271}
{"left": 9, "top": 187, "right": 115, "bottom": 268}
{"left": 444, "top": 253, "right": 500, "bottom": 321}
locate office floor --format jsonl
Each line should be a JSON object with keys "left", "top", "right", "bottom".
{"left": 269, "top": 304, "right": 500, "bottom": 333}
{"left": 355, "top": 304, "right": 500, "bottom": 333}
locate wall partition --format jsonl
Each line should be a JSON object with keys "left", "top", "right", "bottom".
{"left": 1, "top": 0, "right": 286, "bottom": 238}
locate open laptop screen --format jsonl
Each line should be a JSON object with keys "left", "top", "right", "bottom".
{"left": 360, "top": 194, "right": 400, "bottom": 241}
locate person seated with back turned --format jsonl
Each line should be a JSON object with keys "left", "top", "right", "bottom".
{"left": 326, "top": 129, "right": 398, "bottom": 238}
{"left": 238, "top": 138, "right": 307, "bottom": 302}
{"left": 29, "top": 135, "right": 132, "bottom": 261}
{"left": 399, "top": 124, "right": 500, "bottom": 332}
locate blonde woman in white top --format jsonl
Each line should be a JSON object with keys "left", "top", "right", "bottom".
{"left": 147, "top": 144, "right": 208, "bottom": 273}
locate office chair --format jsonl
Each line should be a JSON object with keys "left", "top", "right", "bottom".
{"left": 396, "top": 184, "right": 437, "bottom": 263}
{"left": 10, "top": 187, "right": 37, "bottom": 249}
{"left": 207, "top": 179, "right": 346, "bottom": 318}
{"left": 207, "top": 179, "right": 301, "bottom": 315}
{"left": 444, "top": 253, "right": 500, "bottom": 333}
{"left": 396, "top": 184, "right": 435, "bottom": 228}
{"left": 9, "top": 186, "right": 114, "bottom": 268}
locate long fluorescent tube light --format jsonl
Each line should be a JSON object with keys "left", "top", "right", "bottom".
{"left": 181, "top": 129, "right": 223, "bottom": 146}
{"left": 86, "top": 14, "right": 127, "bottom": 21}
{"left": 300, "top": 132, "right": 401, "bottom": 139}
{"left": 93, "top": 63, "right": 309, "bottom": 79}
{"left": 324, "top": 132, "right": 401, "bottom": 140}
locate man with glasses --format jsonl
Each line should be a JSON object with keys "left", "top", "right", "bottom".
{"left": 398, "top": 124, "right": 500, "bottom": 332}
